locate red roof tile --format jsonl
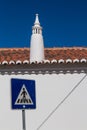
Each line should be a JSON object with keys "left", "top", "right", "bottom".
{"left": 45, "top": 47, "right": 87, "bottom": 60}
{"left": 0, "top": 47, "right": 87, "bottom": 63}
{"left": 0, "top": 48, "right": 29, "bottom": 62}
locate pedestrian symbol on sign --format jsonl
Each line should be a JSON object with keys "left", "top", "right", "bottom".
{"left": 15, "top": 84, "right": 33, "bottom": 105}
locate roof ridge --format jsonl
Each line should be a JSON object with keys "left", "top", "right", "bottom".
{"left": 0, "top": 48, "right": 30, "bottom": 51}
{"left": 0, "top": 47, "right": 87, "bottom": 51}
{"left": 44, "top": 47, "right": 87, "bottom": 50}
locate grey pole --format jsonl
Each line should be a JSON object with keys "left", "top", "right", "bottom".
{"left": 22, "top": 109, "right": 26, "bottom": 130}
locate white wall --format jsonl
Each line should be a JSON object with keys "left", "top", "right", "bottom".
{"left": 0, "top": 73, "right": 87, "bottom": 130}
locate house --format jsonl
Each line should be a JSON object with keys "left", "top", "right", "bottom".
{"left": 0, "top": 14, "right": 87, "bottom": 130}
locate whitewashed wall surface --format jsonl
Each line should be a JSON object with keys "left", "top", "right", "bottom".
{"left": 0, "top": 73, "right": 87, "bottom": 130}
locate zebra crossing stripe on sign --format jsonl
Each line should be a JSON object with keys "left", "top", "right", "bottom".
{"left": 15, "top": 84, "right": 33, "bottom": 105}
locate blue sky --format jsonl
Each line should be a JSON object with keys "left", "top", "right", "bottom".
{"left": 0, "top": 0, "right": 87, "bottom": 48}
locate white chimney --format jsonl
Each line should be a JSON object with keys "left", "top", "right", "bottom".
{"left": 30, "top": 14, "right": 45, "bottom": 63}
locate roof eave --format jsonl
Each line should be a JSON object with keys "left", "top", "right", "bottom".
{"left": 0, "top": 62, "right": 87, "bottom": 75}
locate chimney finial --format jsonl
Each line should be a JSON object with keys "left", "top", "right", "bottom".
{"left": 34, "top": 14, "right": 40, "bottom": 25}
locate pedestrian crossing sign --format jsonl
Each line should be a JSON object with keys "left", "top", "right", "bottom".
{"left": 11, "top": 78, "right": 36, "bottom": 109}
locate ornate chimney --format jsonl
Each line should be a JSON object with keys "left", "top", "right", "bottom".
{"left": 30, "top": 14, "right": 45, "bottom": 63}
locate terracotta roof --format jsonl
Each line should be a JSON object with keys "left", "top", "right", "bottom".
{"left": 0, "top": 48, "right": 29, "bottom": 63}
{"left": 0, "top": 47, "right": 87, "bottom": 64}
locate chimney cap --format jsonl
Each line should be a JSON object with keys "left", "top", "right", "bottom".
{"left": 34, "top": 14, "right": 40, "bottom": 25}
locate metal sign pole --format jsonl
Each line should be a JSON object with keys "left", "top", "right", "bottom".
{"left": 22, "top": 109, "right": 26, "bottom": 130}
